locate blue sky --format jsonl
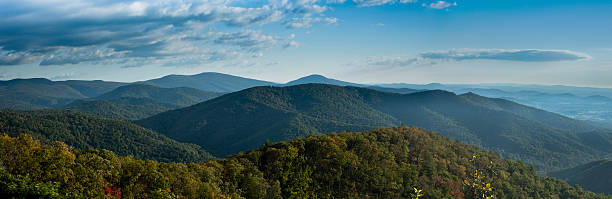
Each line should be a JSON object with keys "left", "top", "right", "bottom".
{"left": 1, "top": 0, "right": 611, "bottom": 87}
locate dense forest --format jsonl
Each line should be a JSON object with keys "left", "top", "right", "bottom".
{"left": 0, "top": 127, "right": 608, "bottom": 198}
{"left": 65, "top": 98, "right": 178, "bottom": 120}
{"left": 0, "top": 78, "right": 125, "bottom": 109}
{"left": 96, "top": 84, "right": 222, "bottom": 107}
{"left": 65, "top": 84, "right": 222, "bottom": 120}
{"left": 0, "top": 109, "right": 213, "bottom": 162}
{"left": 550, "top": 159, "right": 612, "bottom": 195}
{"left": 138, "top": 84, "right": 612, "bottom": 172}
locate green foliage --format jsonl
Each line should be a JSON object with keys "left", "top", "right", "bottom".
{"left": 65, "top": 98, "right": 177, "bottom": 120}
{"left": 549, "top": 159, "right": 612, "bottom": 195}
{"left": 138, "top": 84, "right": 612, "bottom": 172}
{"left": 0, "top": 109, "right": 214, "bottom": 162}
{"left": 1, "top": 127, "right": 609, "bottom": 198}
{"left": 464, "top": 155, "right": 496, "bottom": 199}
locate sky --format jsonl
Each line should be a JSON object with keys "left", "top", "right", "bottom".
{"left": 1, "top": 0, "right": 612, "bottom": 87}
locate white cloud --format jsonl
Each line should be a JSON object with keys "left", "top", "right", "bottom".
{"left": 361, "top": 49, "right": 591, "bottom": 67}
{"left": 0, "top": 0, "right": 333, "bottom": 66}
{"left": 283, "top": 17, "right": 338, "bottom": 29}
{"left": 423, "top": 1, "right": 456, "bottom": 9}
{"left": 327, "top": 0, "right": 347, "bottom": 4}
{"left": 284, "top": 41, "right": 301, "bottom": 49}
{"left": 213, "top": 30, "right": 280, "bottom": 51}
{"left": 352, "top": 0, "right": 418, "bottom": 7}
{"left": 353, "top": 0, "right": 396, "bottom": 7}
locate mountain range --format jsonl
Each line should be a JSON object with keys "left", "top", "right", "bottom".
{"left": 0, "top": 78, "right": 126, "bottom": 109}
{"left": 65, "top": 84, "right": 223, "bottom": 120}
{"left": 137, "top": 84, "right": 612, "bottom": 172}
{"left": 2, "top": 72, "right": 612, "bottom": 194}
{"left": 4, "top": 72, "right": 610, "bottom": 127}
{"left": 138, "top": 72, "right": 278, "bottom": 93}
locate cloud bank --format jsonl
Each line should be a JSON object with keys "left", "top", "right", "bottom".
{"left": 364, "top": 49, "right": 591, "bottom": 67}
{"left": 0, "top": 0, "right": 333, "bottom": 66}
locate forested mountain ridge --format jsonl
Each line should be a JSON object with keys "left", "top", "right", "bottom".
{"left": 139, "top": 72, "right": 278, "bottom": 92}
{"left": 0, "top": 78, "right": 125, "bottom": 110}
{"left": 138, "top": 84, "right": 612, "bottom": 172}
{"left": 63, "top": 84, "right": 222, "bottom": 120}
{"left": 64, "top": 98, "right": 178, "bottom": 120}
{"left": 0, "top": 127, "right": 609, "bottom": 198}
{"left": 0, "top": 109, "right": 213, "bottom": 162}
{"left": 61, "top": 84, "right": 224, "bottom": 120}
{"left": 96, "top": 84, "right": 222, "bottom": 107}
{"left": 550, "top": 159, "right": 612, "bottom": 195}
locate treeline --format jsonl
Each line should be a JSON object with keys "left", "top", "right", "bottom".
{"left": 1, "top": 127, "right": 608, "bottom": 198}
{"left": 0, "top": 109, "right": 213, "bottom": 162}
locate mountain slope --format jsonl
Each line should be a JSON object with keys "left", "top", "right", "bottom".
{"left": 64, "top": 98, "right": 178, "bottom": 120}
{"left": 0, "top": 109, "right": 213, "bottom": 162}
{"left": 138, "top": 84, "right": 399, "bottom": 156}
{"left": 1, "top": 127, "right": 609, "bottom": 198}
{"left": 0, "top": 78, "right": 87, "bottom": 109}
{"left": 140, "top": 72, "right": 278, "bottom": 92}
{"left": 138, "top": 84, "right": 612, "bottom": 172}
{"left": 64, "top": 84, "right": 222, "bottom": 120}
{"left": 56, "top": 80, "right": 127, "bottom": 97}
{"left": 550, "top": 159, "right": 612, "bottom": 195}
{"left": 0, "top": 78, "right": 126, "bottom": 109}
{"left": 96, "top": 84, "right": 222, "bottom": 107}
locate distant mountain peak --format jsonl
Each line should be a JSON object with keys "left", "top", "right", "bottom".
{"left": 301, "top": 74, "right": 327, "bottom": 79}
{"left": 286, "top": 74, "right": 362, "bottom": 87}
{"left": 139, "top": 72, "right": 278, "bottom": 93}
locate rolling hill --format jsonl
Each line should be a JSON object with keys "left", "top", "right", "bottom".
{"left": 0, "top": 109, "right": 213, "bottom": 162}
{"left": 64, "top": 98, "right": 178, "bottom": 120}
{"left": 1, "top": 126, "right": 609, "bottom": 198}
{"left": 0, "top": 78, "right": 126, "bottom": 109}
{"left": 96, "top": 84, "right": 221, "bottom": 107}
{"left": 64, "top": 84, "right": 222, "bottom": 120}
{"left": 550, "top": 159, "right": 612, "bottom": 195}
{"left": 137, "top": 84, "right": 612, "bottom": 172}
{"left": 139, "top": 72, "right": 278, "bottom": 92}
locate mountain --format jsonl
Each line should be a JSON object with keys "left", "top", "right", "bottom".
{"left": 65, "top": 98, "right": 178, "bottom": 120}
{"left": 378, "top": 83, "right": 612, "bottom": 127}
{"left": 96, "top": 84, "right": 222, "bottom": 107}
{"left": 63, "top": 84, "right": 223, "bottom": 120}
{"left": 0, "top": 78, "right": 126, "bottom": 109}
{"left": 137, "top": 84, "right": 400, "bottom": 157}
{"left": 139, "top": 72, "right": 278, "bottom": 92}
{"left": 0, "top": 78, "right": 87, "bottom": 109}
{"left": 285, "top": 74, "right": 422, "bottom": 94}
{"left": 0, "top": 109, "right": 213, "bottom": 162}
{"left": 550, "top": 159, "right": 612, "bottom": 195}
{"left": 2, "top": 126, "right": 609, "bottom": 198}
{"left": 285, "top": 74, "right": 364, "bottom": 87}
{"left": 366, "top": 86, "right": 423, "bottom": 94}
{"left": 137, "top": 84, "right": 612, "bottom": 172}
{"left": 55, "top": 80, "right": 127, "bottom": 97}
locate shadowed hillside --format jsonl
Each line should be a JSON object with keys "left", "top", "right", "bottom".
{"left": 138, "top": 84, "right": 612, "bottom": 172}
{"left": 0, "top": 110, "right": 213, "bottom": 162}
